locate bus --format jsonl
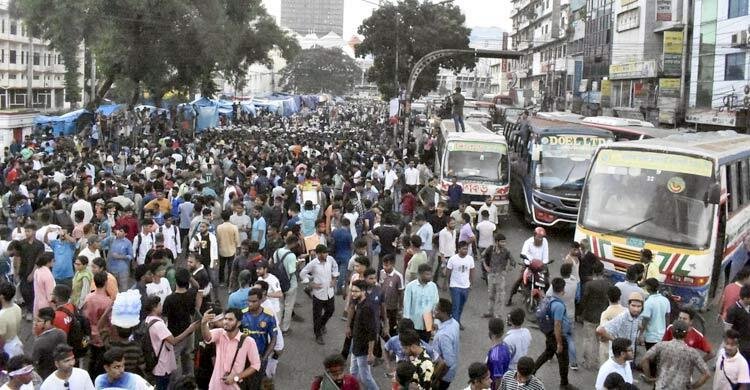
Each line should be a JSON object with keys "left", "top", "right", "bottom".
{"left": 575, "top": 130, "right": 750, "bottom": 308}
{"left": 503, "top": 116, "right": 615, "bottom": 226}
{"left": 436, "top": 120, "right": 510, "bottom": 214}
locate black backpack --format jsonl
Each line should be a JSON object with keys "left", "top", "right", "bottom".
{"left": 56, "top": 306, "right": 91, "bottom": 356}
{"left": 142, "top": 318, "right": 166, "bottom": 374}
{"left": 271, "top": 250, "right": 294, "bottom": 293}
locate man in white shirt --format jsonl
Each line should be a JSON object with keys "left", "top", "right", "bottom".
{"left": 40, "top": 344, "right": 95, "bottom": 390}
{"left": 403, "top": 160, "right": 420, "bottom": 187}
{"left": 299, "top": 244, "right": 339, "bottom": 345}
{"left": 159, "top": 216, "right": 181, "bottom": 259}
{"left": 478, "top": 196, "right": 498, "bottom": 225}
{"left": 255, "top": 261, "right": 282, "bottom": 315}
{"left": 383, "top": 162, "right": 399, "bottom": 192}
{"left": 520, "top": 227, "right": 549, "bottom": 264}
{"left": 69, "top": 189, "right": 93, "bottom": 225}
{"left": 229, "top": 203, "right": 252, "bottom": 242}
{"left": 595, "top": 337, "right": 634, "bottom": 390}
{"left": 133, "top": 223, "right": 156, "bottom": 266}
{"left": 475, "top": 210, "right": 496, "bottom": 253}
{"left": 414, "top": 214, "right": 434, "bottom": 265}
{"left": 437, "top": 219, "right": 457, "bottom": 290}
{"left": 446, "top": 241, "right": 474, "bottom": 329}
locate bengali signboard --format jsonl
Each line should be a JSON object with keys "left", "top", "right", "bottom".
{"left": 609, "top": 60, "right": 657, "bottom": 79}
{"left": 656, "top": 0, "right": 672, "bottom": 21}
{"left": 601, "top": 79, "right": 612, "bottom": 106}
{"left": 662, "top": 31, "right": 683, "bottom": 76}
{"left": 659, "top": 78, "right": 680, "bottom": 98}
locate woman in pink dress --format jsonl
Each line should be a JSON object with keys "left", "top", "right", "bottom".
{"left": 33, "top": 253, "right": 55, "bottom": 317}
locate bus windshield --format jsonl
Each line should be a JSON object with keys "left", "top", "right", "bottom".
{"left": 579, "top": 149, "right": 715, "bottom": 249}
{"left": 535, "top": 134, "right": 611, "bottom": 191}
{"left": 445, "top": 142, "right": 508, "bottom": 183}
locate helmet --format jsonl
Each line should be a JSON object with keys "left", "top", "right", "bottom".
{"left": 534, "top": 227, "right": 546, "bottom": 237}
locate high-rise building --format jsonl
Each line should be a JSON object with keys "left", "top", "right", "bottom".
{"left": 0, "top": 0, "right": 83, "bottom": 111}
{"left": 280, "top": 0, "right": 344, "bottom": 36}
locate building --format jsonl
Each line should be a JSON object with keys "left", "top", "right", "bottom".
{"left": 605, "top": 0, "right": 689, "bottom": 124}
{"left": 0, "top": 0, "right": 83, "bottom": 111}
{"left": 686, "top": 0, "right": 750, "bottom": 130}
{"left": 509, "top": 0, "right": 572, "bottom": 106}
{"left": 489, "top": 33, "right": 512, "bottom": 95}
{"left": 280, "top": 0, "right": 344, "bottom": 36}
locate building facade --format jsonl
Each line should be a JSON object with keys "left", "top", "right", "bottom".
{"left": 0, "top": 0, "right": 83, "bottom": 111}
{"left": 280, "top": 0, "right": 344, "bottom": 36}
{"left": 509, "top": 0, "right": 572, "bottom": 107}
{"left": 687, "top": 0, "right": 750, "bottom": 130}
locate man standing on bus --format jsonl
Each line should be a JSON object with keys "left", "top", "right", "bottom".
{"left": 451, "top": 87, "right": 465, "bottom": 132}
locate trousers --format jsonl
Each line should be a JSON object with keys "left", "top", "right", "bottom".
{"left": 281, "top": 285, "right": 298, "bottom": 332}
{"left": 449, "top": 287, "right": 469, "bottom": 323}
{"left": 312, "top": 296, "right": 335, "bottom": 337}
{"left": 535, "top": 331, "right": 570, "bottom": 386}
{"left": 486, "top": 272, "right": 506, "bottom": 317}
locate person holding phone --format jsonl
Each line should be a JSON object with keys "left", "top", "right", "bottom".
{"left": 200, "top": 307, "right": 261, "bottom": 389}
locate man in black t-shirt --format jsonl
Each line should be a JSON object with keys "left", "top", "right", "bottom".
{"left": 162, "top": 268, "right": 200, "bottom": 381}
{"left": 18, "top": 223, "right": 45, "bottom": 319}
{"left": 187, "top": 253, "right": 211, "bottom": 313}
{"left": 370, "top": 215, "right": 400, "bottom": 270}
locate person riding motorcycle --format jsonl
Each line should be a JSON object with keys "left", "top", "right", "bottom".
{"left": 506, "top": 227, "right": 550, "bottom": 306}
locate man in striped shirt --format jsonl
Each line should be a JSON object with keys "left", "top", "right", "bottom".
{"left": 499, "top": 356, "right": 545, "bottom": 390}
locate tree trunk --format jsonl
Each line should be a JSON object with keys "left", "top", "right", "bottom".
{"left": 85, "top": 74, "right": 115, "bottom": 111}
{"left": 129, "top": 81, "right": 140, "bottom": 109}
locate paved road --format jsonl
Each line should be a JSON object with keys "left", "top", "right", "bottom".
{"left": 19, "top": 211, "right": 723, "bottom": 389}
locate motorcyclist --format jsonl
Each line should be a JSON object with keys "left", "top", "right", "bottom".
{"left": 506, "top": 227, "right": 550, "bottom": 306}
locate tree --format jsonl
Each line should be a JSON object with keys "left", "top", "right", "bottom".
{"left": 279, "top": 47, "right": 361, "bottom": 95}
{"left": 355, "top": 0, "right": 475, "bottom": 99}
{"left": 18, "top": 0, "right": 300, "bottom": 109}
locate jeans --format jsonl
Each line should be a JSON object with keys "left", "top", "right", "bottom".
{"left": 581, "top": 321, "right": 599, "bottom": 369}
{"left": 351, "top": 354, "right": 379, "bottom": 390}
{"left": 486, "top": 272, "right": 506, "bottom": 317}
{"left": 154, "top": 374, "right": 170, "bottom": 390}
{"left": 566, "top": 325, "right": 577, "bottom": 365}
{"left": 535, "top": 332, "right": 569, "bottom": 386}
{"left": 335, "top": 258, "right": 349, "bottom": 293}
{"left": 453, "top": 114, "right": 465, "bottom": 132}
{"left": 171, "top": 332, "right": 194, "bottom": 386}
{"left": 281, "top": 285, "right": 298, "bottom": 332}
{"left": 312, "top": 296, "right": 335, "bottom": 337}
{"left": 449, "top": 287, "right": 469, "bottom": 323}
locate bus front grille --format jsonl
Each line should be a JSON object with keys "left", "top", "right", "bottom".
{"left": 612, "top": 246, "right": 641, "bottom": 262}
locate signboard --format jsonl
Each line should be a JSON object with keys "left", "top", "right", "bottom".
{"left": 447, "top": 141, "right": 507, "bottom": 154}
{"left": 609, "top": 60, "right": 657, "bottom": 79}
{"left": 656, "top": 0, "right": 672, "bottom": 21}
{"left": 686, "top": 108, "right": 738, "bottom": 127}
{"left": 659, "top": 78, "right": 680, "bottom": 98}
{"left": 541, "top": 135, "right": 611, "bottom": 158}
{"left": 596, "top": 149, "right": 713, "bottom": 177}
{"left": 662, "top": 31, "right": 683, "bottom": 75}
{"left": 601, "top": 79, "right": 612, "bottom": 106}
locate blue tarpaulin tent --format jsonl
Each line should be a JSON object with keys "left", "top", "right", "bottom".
{"left": 34, "top": 109, "right": 94, "bottom": 136}
{"left": 191, "top": 97, "right": 219, "bottom": 132}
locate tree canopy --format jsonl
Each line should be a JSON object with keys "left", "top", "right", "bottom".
{"left": 18, "top": 0, "right": 300, "bottom": 109}
{"left": 279, "top": 47, "right": 361, "bottom": 95}
{"left": 355, "top": 0, "right": 474, "bottom": 99}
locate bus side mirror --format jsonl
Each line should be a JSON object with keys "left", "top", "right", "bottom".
{"left": 706, "top": 182, "right": 721, "bottom": 204}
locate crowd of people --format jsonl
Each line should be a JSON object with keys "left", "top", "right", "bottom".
{"left": 0, "top": 98, "right": 747, "bottom": 390}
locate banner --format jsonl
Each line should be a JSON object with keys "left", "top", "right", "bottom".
{"left": 657, "top": 0, "right": 672, "bottom": 21}
{"left": 659, "top": 78, "right": 680, "bottom": 99}
{"left": 662, "top": 31, "right": 683, "bottom": 76}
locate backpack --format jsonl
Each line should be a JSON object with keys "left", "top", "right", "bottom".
{"left": 56, "top": 306, "right": 91, "bottom": 356}
{"left": 270, "top": 250, "right": 294, "bottom": 293}
{"left": 535, "top": 296, "right": 563, "bottom": 334}
{"left": 142, "top": 318, "right": 166, "bottom": 374}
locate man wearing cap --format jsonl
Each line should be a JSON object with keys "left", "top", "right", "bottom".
{"left": 597, "top": 292, "right": 644, "bottom": 359}
{"left": 641, "top": 320, "right": 710, "bottom": 389}
{"left": 299, "top": 244, "right": 339, "bottom": 345}
{"left": 40, "top": 344, "right": 95, "bottom": 389}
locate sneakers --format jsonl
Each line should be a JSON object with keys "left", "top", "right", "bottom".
{"left": 315, "top": 336, "right": 325, "bottom": 345}
{"left": 569, "top": 364, "right": 579, "bottom": 371}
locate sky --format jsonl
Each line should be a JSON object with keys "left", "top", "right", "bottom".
{"left": 262, "top": 0, "right": 511, "bottom": 38}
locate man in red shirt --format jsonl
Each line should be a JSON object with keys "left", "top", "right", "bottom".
{"left": 662, "top": 307, "right": 714, "bottom": 361}
{"left": 116, "top": 207, "right": 140, "bottom": 242}
{"left": 50, "top": 285, "right": 76, "bottom": 334}
{"left": 718, "top": 267, "right": 750, "bottom": 321}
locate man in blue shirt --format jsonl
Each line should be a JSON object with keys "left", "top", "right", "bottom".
{"left": 403, "top": 264, "right": 439, "bottom": 342}
{"left": 105, "top": 225, "right": 133, "bottom": 292}
{"left": 228, "top": 270, "right": 253, "bottom": 310}
{"left": 331, "top": 218, "right": 352, "bottom": 293}
{"left": 240, "top": 288, "right": 277, "bottom": 388}
{"left": 44, "top": 227, "right": 76, "bottom": 286}
{"left": 487, "top": 317, "right": 513, "bottom": 388}
{"left": 535, "top": 278, "right": 577, "bottom": 389}
{"left": 432, "top": 298, "right": 460, "bottom": 390}
{"left": 251, "top": 205, "right": 267, "bottom": 251}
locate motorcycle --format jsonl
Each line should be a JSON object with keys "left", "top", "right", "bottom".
{"left": 516, "top": 255, "right": 553, "bottom": 315}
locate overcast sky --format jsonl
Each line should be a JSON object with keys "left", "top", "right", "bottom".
{"left": 262, "top": 0, "right": 511, "bottom": 38}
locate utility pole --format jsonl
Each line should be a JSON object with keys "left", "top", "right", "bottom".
{"left": 677, "top": 0, "right": 691, "bottom": 126}
{"left": 91, "top": 51, "right": 97, "bottom": 106}
{"left": 26, "top": 34, "right": 33, "bottom": 109}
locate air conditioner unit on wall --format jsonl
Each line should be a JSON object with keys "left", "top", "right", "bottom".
{"left": 731, "top": 31, "right": 748, "bottom": 48}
